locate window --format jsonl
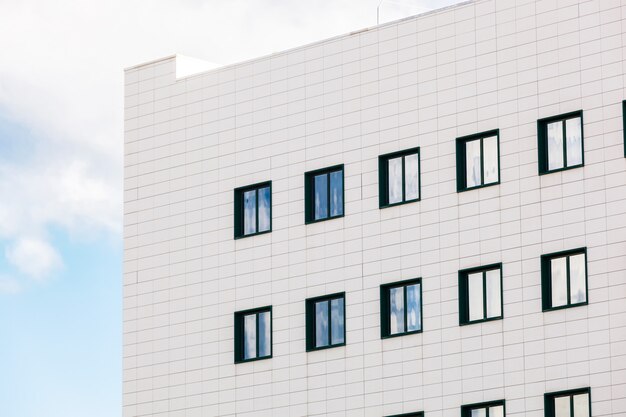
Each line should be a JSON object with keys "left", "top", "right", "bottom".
{"left": 623, "top": 101, "right": 625, "bottom": 157}
{"left": 541, "top": 248, "right": 587, "bottom": 311}
{"left": 305, "top": 293, "right": 345, "bottom": 351}
{"left": 538, "top": 111, "right": 584, "bottom": 174}
{"left": 456, "top": 130, "right": 500, "bottom": 192}
{"left": 462, "top": 400, "right": 505, "bottom": 417}
{"left": 458, "top": 263, "right": 503, "bottom": 325}
{"left": 233, "top": 182, "right": 271, "bottom": 238}
{"left": 380, "top": 278, "right": 422, "bottom": 338}
{"left": 304, "top": 165, "right": 344, "bottom": 223}
{"left": 234, "top": 307, "right": 272, "bottom": 363}
{"left": 378, "top": 147, "right": 420, "bottom": 207}
{"left": 545, "top": 388, "right": 591, "bottom": 417}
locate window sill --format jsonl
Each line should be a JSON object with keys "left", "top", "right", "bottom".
{"left": 234, "top": 229, "right": 272, "bottom": 240}
{"left": 379, "top": 197, "right": 420, "bottom": 209}
{"left": 539, "top": 163, "right": 584, "bottom": 176}
{"left": 234, "top": 355, "right": 272, "bottom": 364}
{"left": 542, "top": 301, "right": 588, "bottom": 312}
{"left": 457, "top": 180, "right": 500, "bottom": 193}
{"left": 306, "top": 342, "right": 346, "bottom": 352}
{"left": 305, "top": 214, "right": 344, "bottom": 225}
{"left": 459, "top": 315, "right": 503, "bottom": 326}
{"left": 381, "top": 329, "right": 423, "bottom": 339}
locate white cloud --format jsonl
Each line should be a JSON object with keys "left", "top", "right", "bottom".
{"left": 0, "top": 0, "right": 462, "bottom": 286}
{"left": 0, "top": 275, "right": 21, "bottom": 294}
{"left": 5, "top": 237, "right": 62, "bottom": 281}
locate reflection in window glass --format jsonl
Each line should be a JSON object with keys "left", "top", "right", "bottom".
{"left": 573, "top": 393, "right": 589, "bottom": 417}
{"left": 554, "top": 396, "right": 571, "bottom": 417}
{"left": 389, "top": 287, "right": 405, "bottom": 335}
{"left": 489, "top": 405, "right": 504, "bottom": 417}
{"left": 483, "top": 136, "right": 499, "bottom": 184}
{"left": 465, "top": 139, "right": 482, "bottom": 188}
{"left": 551, "top": 257, "right": 568, "bottom": 307}
{"left": 548, "top": 120, "right": 565, "bottom": 171}
{"left": 315, "top": 301, "right": 329, "bottom": 347}
{"left": 243, "top": 190, "right": 257, "bottom": 235}
{"left": 388, "top": 157, "right": 403, "bottom": 204}
{"left": 566, "top": 117, "right": 583, "bottom": 166}
{"left": 258, "top": 187, "right": 271, "bottom": 232}
{"left": 405, "top": 153, "right": 420, "bottom": 200}
{"left": 243, "top": 314, "right": 256, "bottom": 360}
{"left": 330, "top": 170, "right": 343, "bottom": 217}
{"left": 468, "top": 272, "right": 484, "bottom": 322}
{"left": 331, "top": 298, "right": 344, "bottom": 345}
{"left": 258, "top": 311, "right": 271, "bottom": 357}
{"left": 486, "top": 269, "right": 501, "bottom": 318}
{"left": 470, "top": 409, "right": 486, "bottom": 417}
{"left": 569, "top": 254, "right": 587, "bottom": 304}
{"left": 314, "top": 174, "right": 328, "bottom": 220}
{"left": 406, "top": 284, "right": 421, "bottom": 332}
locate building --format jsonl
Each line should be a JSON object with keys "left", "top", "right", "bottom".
{"left": 123, "top": 0, "right": 626, "bottom": 416}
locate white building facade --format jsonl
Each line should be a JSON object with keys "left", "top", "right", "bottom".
{"left": 123, "top": 0, "right": 626, "bottom": 416}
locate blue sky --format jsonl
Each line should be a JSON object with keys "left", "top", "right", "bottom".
{"left": 0, "top": 1, "right": 461, "bottom": 416}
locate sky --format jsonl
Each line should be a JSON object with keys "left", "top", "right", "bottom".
{"left": 0, "top": 0, "right": 463, "bottom": 416}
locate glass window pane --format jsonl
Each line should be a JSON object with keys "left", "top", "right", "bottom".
{"left": 569, "top": 254, "right": 587, "bottom": 304}
{"left": 483, "top": 136, "right": 499, "bottom": 184}
{"left": 465, "top": 139, "right": 482, "bottom": 188}
{"left": 388, "top": 157, "right": 403, "bottom": 204}
{"left": 551, "top": 257, "right": 568, "bottom": 307}
{"left": 406, "top": 283, "right": 421, "bottom": 332}
{"left": 566, "top": 117, "right": 583, "bottom": 167}
{"left": 243, "top": 314, "right": 257, "bottom": 359}
{"left": 258, "top": 311, "right": 271, "bottom": 357}
{"left": 314, "top": 174, "right": 328, "bottom": 220}
{"left": 489, "top": 405, "right": 504, "bottom": 417}
{"left": 243, "top": 190, "right": 257, "bottom": 235}
{"left": 468, "top": 272, "right": 484, "bottom": 321}
{"left": 330, "top": 170, "right": 343, "bottom": 217}
{"left": 573, "top": 393, "right": 589, "bottom": 417}
{"left": 470, "top": 408, "right": 486, "bottom": 417}
{"left": 486, "top": 269, "right": 502, "bottom": 318}
{"left": 389, "top": 287, "right": 405, "bottom": 335}
{"left": 331, "top": 298, "right": 345, "bottom": 345}
{"left": 404, "top": 153, "right": 420, "bottom": 200}
{"left": 257, "top": 186, "right": 271, "bottom": 232}
{"left": 547, "top": 120, "right": 564, "bottom": 170}
{"left": 554, "top": 396, "right": 571, "bottom": 417}
{"left": 315, "top": 301, "right": 329, "bottom": 347}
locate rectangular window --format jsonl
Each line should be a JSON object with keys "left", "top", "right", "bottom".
{"left": 233, "top": 181, "right": 271, "bottom": 239}
{"left": 462, "top": 400, "right": 505, "bottom": 417}
{"left": 380, "top": 278, "right": 422, "bottom": 338}
{"left": 538, "top": 111, "right": 584, "bottom": 174}
{"left": 459, "top": 263, "right": 503, "bottom": 325}
{"left": 305, "top": 293, "right": 346, "bottom": 351}
{"left": 234, "top": 307, "right": 272, "bottom": 363}
{"left": 623, "top": 101, "right": 626, "bottom": 157}
{"left": 545, "top": 388, "right": 591, "bottom": 417}
{"left": 378, "top": 147, "right": 421, "bottom": 207}
{"left": 304, "top": 165, "right": 344, "bottom": 223}
{"left": 541, "top": 248, "right": 588, "bottom": 311}
{"left": 456, "top": 130, "right": 500, "bottom": 192}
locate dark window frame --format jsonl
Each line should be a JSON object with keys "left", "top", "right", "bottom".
{"left": 233, "top": 181, "right": 272, "bottom": 239}
{"left": 458, "top": 263, "right": 504, "bottom": 326}
{"left": 456, "top": 129, "right": 501, "bottom": 192}
{"left": 541, "top": 247, "right": 588, "bottom": 312}
{"left": 380, "top": 277, "right": 423, "bottom": 339}
{"left": 461, "top": 400, "right": 506, "bottom": 417}
{"left": 537, "top": 110, "right": 585, "bottom": 175}
{"left": 378, "top": 146, "right": 421, "bottom": 208}
{"left": 233, "top": 306, "right": 273, "bottom": 364}
{"left": 544, "top": 387, "right": 591, "bottom": 417}
{"left": 304, "top": 164, "right": 345, "bottom": 224}
{"left": 622, "top": 100, "right": 626, "bottom": 157}
{"left": 385, "top": 413, "right": 424, "bottom": 417}
{"left": 305, "top": 292, "right": 346, "bottom": 352}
